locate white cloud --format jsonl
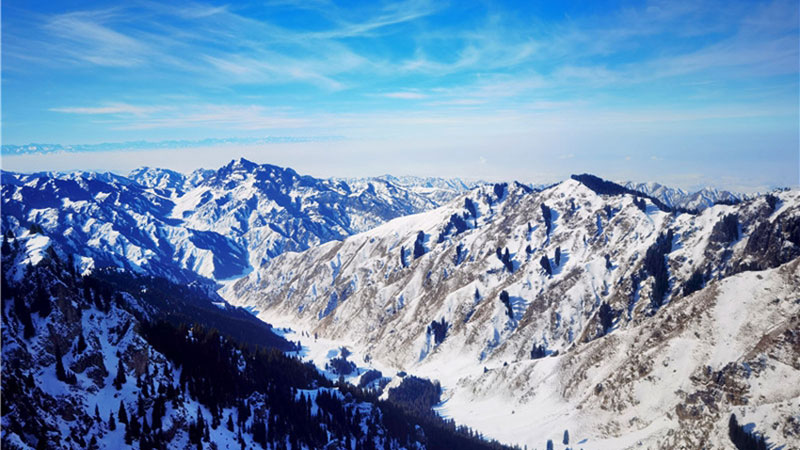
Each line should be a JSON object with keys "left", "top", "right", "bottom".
{"left": 382, "top": 92, "right": 427, "bottom": 99}
{"left": 50, "top": 103, "right": 163, "bottom": 116}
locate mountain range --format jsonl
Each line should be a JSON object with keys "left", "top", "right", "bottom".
{"left": 2, "top": 159, "right": 797, "bottom": 449}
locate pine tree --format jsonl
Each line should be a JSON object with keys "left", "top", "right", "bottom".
{"left": 598, "top": 302, "right": 616, "bottom": 335}
{"left": 31, "top": 284, "right": 52, "bottom": 318}
{"left": 499, "top": 291, "right": 513, "bottom": 319}
{"left": 413, "top": 231, "right": 426, "bottom": 259}
{"left": 15, "top": 297, "right": 35, "bottom": 338}
{"left": 118, "top": 400, "right": 129, "bottom": 424}
{"left": 129, "top": 411, "right": 140, "bottom": 439}
{"left": 563, "top": 429, "right": 569, "bottom": 445}
{"left": 113, "top": 359, "right": 126, "bottom": 390}
{"left": 142, "top": 416, "right": 150, "bottom": 438}
{"left": 227, "top": 413, "right": 234, "bottom": 432}
{"left": 76, "top": 333, "right": 87, "bottom": 353}
{"left": 124, "top": 419, "right": 133, "bottom": 445}
{"left": 539, "top": 255, "right": 552, "bottom": 276}
{"left": 109, "top": 412, "right": 116, "bottom": 431}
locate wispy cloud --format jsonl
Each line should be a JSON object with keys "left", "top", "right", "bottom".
{"left": 50, "top": 103, "right": 163, "bottom": 116}
{"left": 43, "top": 9, "right": 153, "bottom": 67}
{"left": 382, "top": 92, "right": 427, "bottom": 99}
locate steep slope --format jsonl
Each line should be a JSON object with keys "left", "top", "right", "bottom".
{"left": 433, "top": 258, "right": 800, "bottom": 448}
{"left": 224, "top": 179, "right": 800, "bottom": 448}
{"left": 176, "top": 159, "right": 442, "bottom": 271}
{"left": 0, "top": 170, "right": 237, "bottom": 283}
{"left": 1, "top": 234, "right": 512, "bottom": 450}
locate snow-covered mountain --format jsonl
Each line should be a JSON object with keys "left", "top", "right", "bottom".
{"left": 224, "top": 176, "right": 800, "bottom": 448}
{"left": 3, "top": 161, "right": 798, "bottom": 449}
{"left": 1, "top": 233, "right": 506, "bottom": 449}
{"left": 1, "top": 159, "right": 457, "bottom": 284}
{"left": 338, "top": 175, "right": 483, "bottom": 207}
{"left": 623, "top": 181, "right": 745, "bottom": 211}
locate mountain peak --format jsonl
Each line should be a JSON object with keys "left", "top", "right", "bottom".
{"left": 230, "top": 157, "right": 258, "bottom": 170}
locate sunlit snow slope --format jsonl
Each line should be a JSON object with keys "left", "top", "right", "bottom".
{"left": 224, "top": 178, "right": 800, "bottom": 449}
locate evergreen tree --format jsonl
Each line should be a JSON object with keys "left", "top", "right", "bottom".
{"left": 113, "top": 359, "right": 126, "bottom": 390}
{"left": 76, "top": 333, "right": 87, "bottom": 354}
{"left": 498, "top": 291, "right": 513, "bottom": 319}
{"left": 227, "top": 413, "right": 234, "bottom": 432}
{"left": 14, "top": 297, "right": 35, "bottom": 338}
{"left": 118, "top": 400, "right": 129, "bottom": 424}
{"left": 530, "top": 343, "right": 547, "bottom": 359}
{"left": 598, "top": 302, "right": 616, "bottom": 335}
{"left": 554, "top": 247, "right": 561, "bottom": 266}
{"left": 109, "top": 412, "right": 116, "bottom": 431}
{"left": 541, "top": 204, "right": 552, "bottom": 236}
{"left": 142, "top": 416, "right": 150, "bottom": 438}
{"left": 563, "top": 429, "right": 569, "bottom": 445}
{"left": 501, "top": 248, "right": 513, "bottom": 273}
{"left": 728, "top": 413, "right": 768, "bottom": 450}
{"left": 413, "top": 231, "right": 426, "bottom": 259}
{"left": 539, "top": 255, "right": 552, "bottom": 276}
{"left": 124, "top": 419, "right": 133, "bottom": 445}
{"left": 31, "top": 284, "right": 52, "bottom": 318}
{"left": 129, "top": 411, "right": 140, "bottom": 439}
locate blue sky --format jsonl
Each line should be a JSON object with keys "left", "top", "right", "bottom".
{"left": 2, "top": 0, "right": 798, "bottom": 191}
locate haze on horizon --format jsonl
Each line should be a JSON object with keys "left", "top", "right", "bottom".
{"left": 2, "top": 0, "right": 798, "bottom": 192}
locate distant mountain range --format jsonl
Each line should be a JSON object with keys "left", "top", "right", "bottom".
{"left": 1, "top": 159, "right": 474, "bottom": 284}
{"left": 623, "top": 181, "right": 746, "bottom": 211}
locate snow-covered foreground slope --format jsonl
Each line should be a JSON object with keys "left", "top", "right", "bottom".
{"left": 224, "top": 179, "right": 800, "bottom": 448}
{"left": 431, "top": 258, "right": 800, "bottom": 448}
